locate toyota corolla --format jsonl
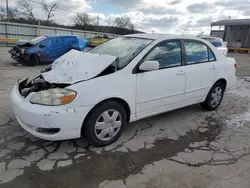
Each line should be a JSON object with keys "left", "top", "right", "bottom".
{"left": 11, "top": 34, "right": 237, "bottom": 146}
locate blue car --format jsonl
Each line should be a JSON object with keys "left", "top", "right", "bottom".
{"left": 9, "top": 35, "right": 88, "bottom": 66}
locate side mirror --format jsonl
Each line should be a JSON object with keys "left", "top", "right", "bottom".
{"left": 139, "top": 61, "right": 160, "bottom": 72}
{"left": 39, "top": 44, "right": 46, "bottom": 48}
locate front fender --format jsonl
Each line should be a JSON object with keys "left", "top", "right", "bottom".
{"left": 66, "top": 72, "right": 136, "bottom": 116}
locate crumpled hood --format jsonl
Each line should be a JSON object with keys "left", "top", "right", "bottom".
{"left": 41, "top": 49, "right": 117, "bottom": 84}
{"left": 16, "top": 40, "right": 33, "bottom": 47}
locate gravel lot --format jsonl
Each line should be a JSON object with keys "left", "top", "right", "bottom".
{"left": 1, "top": 47, "right": 250, "bottom": 188}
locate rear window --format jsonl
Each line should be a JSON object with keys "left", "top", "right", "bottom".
{"left": 211, "top": 41, "right": 223, "bottom": 47}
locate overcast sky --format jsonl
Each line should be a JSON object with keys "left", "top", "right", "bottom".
{"left": 1, "top": 0, "right": 250, "bottom": 35}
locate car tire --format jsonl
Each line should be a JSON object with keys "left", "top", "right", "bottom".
{"left": 200, "top": 81, "right": 225, "bottom": 111}
{"left": 83, "top": 101, "right": 127, "bottom": 147}
{"left": 26, "top": 55, "right": 39, "bottom": 66}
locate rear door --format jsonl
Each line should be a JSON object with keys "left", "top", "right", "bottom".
{"left": 182, "top": 40, "right": 218, "bottom": 102}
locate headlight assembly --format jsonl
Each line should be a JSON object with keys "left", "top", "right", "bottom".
{"left": 30, "top": 88, "right": 76, "bottom": 106}
{"left": 20, "top": 48, "right": 26, "bottom": 54}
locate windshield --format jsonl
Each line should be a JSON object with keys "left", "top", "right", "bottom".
{"left": 88, "top": 37, "right": 153, "bottom": 69}
{"left": 30, "top": 36, "right": 47, "bottom": 44}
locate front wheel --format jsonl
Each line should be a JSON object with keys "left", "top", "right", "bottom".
{"left": 83, "top": 101, "right": 127, "bottom": 147}
{"left": 26, "top": 55, "right": 39, "bottom": 66}
{"left": 200, "top": 82, "right": 225, "bottom": 111}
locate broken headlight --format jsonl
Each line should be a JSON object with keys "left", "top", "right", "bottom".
{"left": 30, "top": 88, "right": 76, "bottom": 106}
{"left": 20, "top": 48, "right": 26, "bottom": 54}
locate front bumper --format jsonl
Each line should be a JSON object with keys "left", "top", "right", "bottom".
{"left": 11, "top": 81, "right": 93, "bottom": 141}
{"left": 9, "top": 49, "right": 23, "bottom": 61}
{"left": 9, "top": 49, "right": 29, "bottom": 62}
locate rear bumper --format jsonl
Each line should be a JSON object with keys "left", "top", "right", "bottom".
{"left": 11, "top": 81, "right": 93, "bottom": 141}
{"left": 226, "top": 75, "right": 237, "bottom": 91}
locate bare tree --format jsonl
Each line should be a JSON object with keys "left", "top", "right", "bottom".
{"left": 8, "top": 8, "right": 20, "bottom": 21}
{"left": 0, "top": 7, "right": 20, "bottom": 21}
{"left": 0, "top": 7, "right": 6, "bottom": 20}
{"left": 73, "top": 12, "right": 93, "bottom": 29}
{"left": 128, "top": 23, "right": 135, "bottom": 31}
{"left": 106, "top": 17, "right": 114, "bottom": 26}
{"left": 41, "top": 0, "right": 58, "bottom": 24}
{"left": 113, "top": 16, "right": 132, "bottom": 29}
{"left": 17, "top": 0, "right": 36, "bottom": 21}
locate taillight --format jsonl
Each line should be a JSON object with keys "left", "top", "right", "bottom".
{"left": 234, "top": 63, "right": 237, "bottom": 69}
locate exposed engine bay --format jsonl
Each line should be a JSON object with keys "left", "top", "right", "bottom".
{"left": 19, "top": 76, "right": 70, "bottom": 98}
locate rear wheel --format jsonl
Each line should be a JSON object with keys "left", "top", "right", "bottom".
{"left": 26, "top": 55, "right": 39, "bottom": 66}
{"left": 83, "top": 101, "right": 127, "bottom": 146}
{"left": 200, "top": 82, "right": 225, "bottom": 111}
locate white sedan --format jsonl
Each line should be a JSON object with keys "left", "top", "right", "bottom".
{"left": 11, "top": 34, "right": 237, "bottom": 146}
{"left": 201, "top": 36, "right": 228, "bottom": 56}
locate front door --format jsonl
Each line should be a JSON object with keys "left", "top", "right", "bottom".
{"left": 182, "top": 40, "right": 218, "bottom": 102}
{"left": 136, "top": 40, "right": 186, "bottom": 119}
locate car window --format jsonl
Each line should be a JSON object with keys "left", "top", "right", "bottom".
{"left": 208, "top": 49, "right": 215, "bottom": 61}
{"left": 39, "top": 38, "right": 48, "bottom": 46}
{"left": 47, "top": 38, "right": 56, "bottom": 46}
{"left": 144, "top": 41, "right": 182, "bottom": 68}
{"left": 47, "top": 38, "right": 61, "bottom": 47}
{"left": 211, "top": 41, "right": 223, "bottom": 47}
{"left": 70, "top": 37, "right": 77, "bottom": 44}
{"left": 59, "top": 37, "right": 65, "bottom": 45}
{"left": 69, "top": 37, "right": 78, "bottom": 48}
{"left": 184, "top": 41, "right": 209, "bottom": 64}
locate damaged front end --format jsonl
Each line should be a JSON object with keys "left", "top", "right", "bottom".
{"left": 9, "top": 46, "right": 26, "bottom": 62}
{"left": 9, "top": 40, "right": 33, "bottom": 62}
{"left": 19, "top": 76, "right": 70, "bottom": 98}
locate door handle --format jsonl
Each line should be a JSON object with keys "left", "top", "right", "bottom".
{"left": 210, "top": 65, "right": 216, "bottom": 70}
{"left": 176, "top": 70, "right": 185, "bottom": 75}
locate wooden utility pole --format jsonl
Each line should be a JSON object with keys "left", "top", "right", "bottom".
{"left": 6, "top": 0, "right": 9, "bottom": 22}
{"left": 96, "top": 15, "right": 99, "bottom": 32}
{"left": 38, "top": 20, "right": 41, "bottom": 36}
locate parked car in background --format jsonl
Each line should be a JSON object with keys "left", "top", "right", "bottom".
{"left": 9, "top": 35, "right": 88, "bottom": 66}
{"left": 200, "top": 36, "right": 228, "bottom": 56}
{"left": 88, "top": 35, "right": 110, "bottom": 47}
{"left": 11, "top": 34, "right": 236, "bottom": 146}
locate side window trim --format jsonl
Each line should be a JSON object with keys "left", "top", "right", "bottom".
{"left": 132, "top": 39, "right": 184, "bottom": 74}
{"left": 182, "top": 39, "right": 217, "bottom": 66}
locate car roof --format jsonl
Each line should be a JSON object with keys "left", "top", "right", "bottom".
{"left": 125, "top": 33, "right": 203, "bottom": 41}
{"left": 199, "top": 35, "right": 223, "bottom": 40}
{"left": 47, "top": 35, "right": 77, "bottom": 38}
{"left": 201, "top": 37, "right": 223, "bottom": 42}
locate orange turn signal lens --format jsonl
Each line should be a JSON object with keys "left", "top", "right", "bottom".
{"left": 60, "top": 94, "right": 76, "bottom": 104}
